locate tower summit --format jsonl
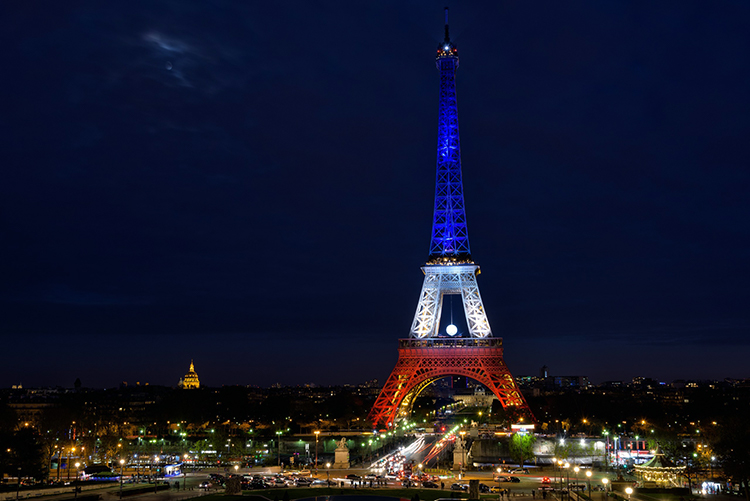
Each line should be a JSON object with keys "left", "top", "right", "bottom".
{"left": 429, "top": 7, "right": 470, "bottom": 264}
{"left": 367, "top": 10, "right": 534, "bottom": 428}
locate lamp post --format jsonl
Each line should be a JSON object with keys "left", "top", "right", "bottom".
{"left": 586, "top": 470, "right": 592, "bottom": 498}
{"left": 153, "top": 456, "right": 158, "bottom": 493}
{"left": 459, "top": 431, "right": 467, "bottom": 480}
{"left": 564, "top": 462, "right": 570, "bottom": 501}
{"left": 74, "top": 462, "right": 80, "bottom": 500}
{"left": 574, "top": 466, "right": 579, "bottom": 497}
{"left": 625, "top": 487, "right": 633, "bottom": 501}
{"left": 16, "top": 467, "right": 21, "bottom": 501}
{"left": 119, "top": 459, "right": 125, "bottom": 498}
{"left": 276, "top": 431, "right": 283, "bottom": 469}
{"left": 67, "top": 448, "right": 75, "bottom": 481}
{"left": 601, "top": 478, "right": 609, "bottom": 500}
{"left": 314, "top": 431, "right": 320, "bottom": 473}
{"left": 326, "top": 463, "right": 331, "bottom": 487}
{"left": 183, "top": 454, "right": 188, "bottom": 491}
{"left": 551, "top": 457, "right": 556, "bottom": 491}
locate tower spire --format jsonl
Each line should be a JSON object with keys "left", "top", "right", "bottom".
{"left": 444, "top": 7, "right": 450, "bottom": 42}
{"left": 430, "top": 11, "right": 469, "bottom": 264}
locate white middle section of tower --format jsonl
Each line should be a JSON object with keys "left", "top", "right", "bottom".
{"left": 409, "top": 264, "right": 492, "bottom": 338}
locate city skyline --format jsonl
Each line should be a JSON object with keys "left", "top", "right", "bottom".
{"left": 2, "top": 2, "right": 748, "bottom": 388}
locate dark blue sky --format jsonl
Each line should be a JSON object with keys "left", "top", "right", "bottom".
{"left": 2, "top": 1, "right": 748, "bottom": 388}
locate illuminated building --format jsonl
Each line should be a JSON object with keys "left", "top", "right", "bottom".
{"left": 368, "top": 9, "right": 533, "bottom": 428}
{"left": 179, "top": 360, "right": 200, "bottom": 389}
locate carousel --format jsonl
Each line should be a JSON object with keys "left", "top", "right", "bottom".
{"left": 634, "top": 447, "right": 685, "bottom": 488}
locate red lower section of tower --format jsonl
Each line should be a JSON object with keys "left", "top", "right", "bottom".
{"left": 368, "top": 338, "right": 534, "bottom": 428}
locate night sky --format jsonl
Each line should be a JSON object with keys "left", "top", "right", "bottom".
{"left": 2, "top": 1, "right": 749, "bottom": 389}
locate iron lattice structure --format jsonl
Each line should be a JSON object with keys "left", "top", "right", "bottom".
{"left": 368, "top": 10, "right": 534, "bottom": 429}
{"left": 369, "top": 340, "right": 530, "bottom": 427}
{"left": 410, "top": 264, "right": 491, "bottom": 339}
{"left": 429, "top": 20, "right": 469, "bottom": 263}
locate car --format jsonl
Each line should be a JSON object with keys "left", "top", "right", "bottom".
{"left": 451, "top": 483, "right": 469, "bottom": 491}
{"left": 249, "top": 480, "right": 269, "bottom": 489}
{"left": 541, "top": 477, "right": 551, "bottom": 485}
{"left": 490, "top": 486, "right": 503, "bottom": 493}
{"left": 422, "top": 481, "right": 438, "bottom": 488}
{"left": 199, "top": 481, "right": 211, "bottom": 490}
{"left": 509, "top": 477, "right": 521, "bottom": 483}
{"left": 479, "top": 483, "right": 490, "bottom": 493}
{"left": 496, "top": 476, "right": 511, "bottom": 483}
{"left": 346, "top": 474, "right": 361, "bottom": 480}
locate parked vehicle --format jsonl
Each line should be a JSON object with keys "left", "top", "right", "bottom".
{"left": 451, "top": 483, "right": 469, "bottom": 491}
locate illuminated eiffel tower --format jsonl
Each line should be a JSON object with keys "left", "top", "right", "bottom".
{"left": 368, "top": 9, "right": 534, "bottom": 428}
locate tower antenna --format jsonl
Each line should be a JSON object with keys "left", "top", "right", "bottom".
{"left": 444, "top": 7, "right": 450, "bottom": 42}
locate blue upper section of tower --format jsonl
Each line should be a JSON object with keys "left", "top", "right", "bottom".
{"left": 428, "top": 9, "right": 472, "bottom": 265}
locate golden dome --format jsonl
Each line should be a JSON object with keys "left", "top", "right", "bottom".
{"left": 180, "top": 360, "right": 200, "bottom": 389}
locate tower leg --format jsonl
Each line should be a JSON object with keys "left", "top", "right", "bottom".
{"left": 459, "top": 271, "right": 491, "bottom": 338}
{"left": 410, "top": 273, "right": 442, "bottom": 338}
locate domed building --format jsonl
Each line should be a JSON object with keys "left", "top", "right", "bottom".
{"left": 179, "top": 360, "right": 200, "bottom": 389}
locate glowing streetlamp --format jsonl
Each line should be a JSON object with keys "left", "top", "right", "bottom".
{"left": 183, "top": 454, "right": 188, "bottom": 491}
{"left": 119, "top": 459, "right": 125, "bottom": 498}
{"left": 74, "top": 463, "right": 80, "bottom": 500}
{"left": 625, "top": 487, "right": 633, "bottom": 500}
{"left": 326, "top": 463, "right": 331, "bottom": 486}
{"left": 153, "top": 456, "right": 159, "bottom": 494}
{"left": 586, "top": 470, "right": 592, "bottom": 497}
{"left": 574, "top": 466, "right": 580, "bottom": 494}
{"left": 314, "top": 431, "right": 320, "bottom": 472}
{"left": 601, "top": 478, "right": 609, "bottom": 501}
{"left": 276, "top": 431, "right": 283, "bottom": 467}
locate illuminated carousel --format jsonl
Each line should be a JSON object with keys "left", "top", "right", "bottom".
{"left": 634, "top": 447, "right": 685, "bottom": 487}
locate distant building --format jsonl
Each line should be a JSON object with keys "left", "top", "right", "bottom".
{"left": 179, "top": 360, "right": 200, "bottom": 389}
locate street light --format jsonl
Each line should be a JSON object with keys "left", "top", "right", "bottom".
{"left": 625, "top": 487, "right": 633, "bottom": 500}
{"left": 326, "top": 463, "right": 331, "bottom": 486}
{"left": 574, "top": 466, "right": 579, "bottom": 495}
{"left": 153, "top": 456, "right": 159, "bottom": 493}
{"left": 16, "top": 467, "right": 21, "bottom": 501}
{"left": 67, "top": 448, "right": 76, "bottom": 481}
{"left": 74, "top": 463, "right": 80, "bottom": 500}
{"left": 119, "top": 459, "right": 125, "bottom": 499}
{"left": 314, "top": 431, "right": 320, "bottom": 472}
{"left": 586, "top": 470, "right": 592, "bottom": 498}
{"left": 276, "top": 431, "right": 283, "bottom": 468}
{"left": 183, "top": 454, "right": 188, "bottom": 491}
{"left": 602, "top": 478, "right": 609, "bottom": 500}
{"left": 459, "top": 431, "right": 467, "bottom": 480}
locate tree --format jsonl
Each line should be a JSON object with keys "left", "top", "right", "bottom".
{"left": 714, "top": 417, "right": 750, "bottom": 501}
{"left": 509, "top": 433, "right": 536, "bottom": 467}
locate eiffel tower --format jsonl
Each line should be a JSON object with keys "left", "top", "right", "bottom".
{"left": 368, "top": 9, "right": 534, "bottom": 429}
